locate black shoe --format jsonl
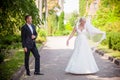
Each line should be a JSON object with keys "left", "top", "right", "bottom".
{"left": 26, "top": 71, "right": 31, "bottom": 76}
{"left": 34, "top": 72, "right": 44, "bottom": 75}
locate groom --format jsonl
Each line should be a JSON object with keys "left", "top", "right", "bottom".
{"left": 21, "top": 15, "right": 44, "bottom": 76}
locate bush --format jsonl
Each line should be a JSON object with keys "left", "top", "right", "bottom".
{"left": 47, "top": 12, "right": 58, "bottom": 36}
{"left": 68, "top": 12, "right": 79, "bottom": 27}
{"left": 62, "top": 30, "right": 71, "bottom": 35}
{"left": 36, "top": 29, "right": 47, "bottom": 43}
{"left": 65, "top": 22, "right": 73, "bottom": 31}
{"left": 0, "top": 35, "right": 21, "bottom": 50}
{"left": 102, "top": 32, "right": 120, "bottom": 51}
{"left": 58, "top": 12, "right": 65, "bottom": 31}
{"left": 1, "top": 35, "right": 21, "bottom": 45}
{"left": 92, "top": 0, "right": 120, "bottom": 32}
{"left": 101, "top": 32, "right": 110, "bottom": 45}
{"left": 108, "top": 36, "right": 112, "bottom": 49}
{"left": 0, "top": 34, "right": 21, "bottom": 63}
{"left": 79, "top": 0, "right": 87, "bottom": 16}
{"left": 61, "top": 22, "right": 73, "bottom": 36}
{"left": 0, "top": 52, "right": 5, "bottom": 63}
{"left": 111, "top": 33, "right": 120, "bottom": 51}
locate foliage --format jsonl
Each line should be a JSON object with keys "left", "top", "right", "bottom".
{"left": 58, "top": 11, "right": 65, "bottom": 31}
{"left": 0, "top": 0, "right": 46, "bottom": 63}
{"left": 68, "top": 12, "right": 79, "bottom": 27}
{"left": 79, "top": 0, "right": 87, "bottom": 16}
{"left": 92, "top": 0, "right": 120, "bottom": 32}
{"left": 0, "top": 43, "right": 41, "bottom": 80}
{"left": 102, "top": 32, "right": 120, "bottom": 51}
{"left": 47, "top": 11, "right": 65, "bottom": 36}
{"left": 98, "top": 45, "right": 120, "bottom": 59}
{"left": 79, "top": 0, "right": 94, "bottom": 16}
{"left": 0, "top": 0, "right": 41, "bottom": 46}
{"left": 65, "top": 22, "right": 73, "bottom": 31}
{"left": 0, "top": 50, "right": 5, "bottom": 63}
{"left": 0, "top": 0, "right": 41, "bottom": 37}
{"left": 90, "top": 0, "right": 120, "bottom": 52}
{"left": 110, "top": 32, "right": 120, "bottom": 51}
{"left": 0, "top": 50, "right": 24, "bottom": 80}
{"left": 62, "top": 22, "right": 73, "bottom": 36}
{"left": 36, "top": 28, "right": 47, "bottom": 43}
{"left": 54, "top": 11, "right": 65, "bottom": 35}
{"left": 58, "top": 12, "right": 79, "bottom": 36}
{"left": 47, "top": 0, "right": 59, "bottom": 11}
{"left": 47, "top": 11, "right": 58, "bottom": 36}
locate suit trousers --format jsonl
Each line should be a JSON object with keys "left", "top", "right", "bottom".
{"left": 24, "top": 46, "right": 40, "bottom": 73}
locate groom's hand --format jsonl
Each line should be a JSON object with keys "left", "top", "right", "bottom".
{"left": 24, "top": 47, "right": 27, "bottom": 53}
{"left": 32, "top": 35, "right": 36, "bottom": 39}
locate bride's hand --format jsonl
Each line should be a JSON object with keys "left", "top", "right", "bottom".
{"left": 66, "top": 40, "right": 69, "bottom": 46}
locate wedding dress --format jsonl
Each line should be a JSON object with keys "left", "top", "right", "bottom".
{"left": 65, "top": 17, "right": 106, "bottom": 74}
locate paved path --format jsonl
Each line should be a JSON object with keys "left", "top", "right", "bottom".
{"left": 20, "top": 36, "right": 120, "bottom": 80}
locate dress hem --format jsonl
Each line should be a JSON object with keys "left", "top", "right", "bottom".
{"left": 65, "top": 70, "right": 99, "bottom": 75}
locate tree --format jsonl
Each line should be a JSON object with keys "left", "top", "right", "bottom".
{"left": 47, "top": 11, "right": 58, "bottom": 35}
{"left": 0, "top": 0, "right": 41, "bottom": 37}
{"left": 58, "top": 11, "right": 64, "bottom": 31}
{"left": 79, "top": 0, "right": 87, "bottom": 16}
{"left": 92, "top": 0, "right": 120, "bottom": 32}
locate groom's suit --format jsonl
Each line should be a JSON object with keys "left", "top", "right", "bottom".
{"left": 21, "top": 24, "right": 40, "bottom": 73}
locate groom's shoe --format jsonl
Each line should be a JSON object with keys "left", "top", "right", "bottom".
{"left": 26, "top": 72, "right": 31, "bottom": 76}
{"left": 34, "top": 72, "right": 44, "bottom": 75}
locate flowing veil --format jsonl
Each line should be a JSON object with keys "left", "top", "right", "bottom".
{"left": 76, "top": 17, "right": 106, "bottom": 52}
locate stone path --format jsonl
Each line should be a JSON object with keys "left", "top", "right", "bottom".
{"left": 20, "top": 36, "right": 120, "bottom": 80}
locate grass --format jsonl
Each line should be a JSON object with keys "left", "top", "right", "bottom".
{"left": 98, "top": 44, "right": 120, "bottom": 59}
{"left": 0, "top": 42, "right": 42, "bottom": 80}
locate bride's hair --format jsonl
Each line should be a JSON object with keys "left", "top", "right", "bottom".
{"left": 76, "top": 17, "right": 86, "bottom": 26}
{"left": 79, "top": 17, "right": 86, "bottom": 22}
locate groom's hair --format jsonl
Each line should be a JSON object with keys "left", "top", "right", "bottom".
{"left": 25, "top": 15, "right": 31, "bottom": 21}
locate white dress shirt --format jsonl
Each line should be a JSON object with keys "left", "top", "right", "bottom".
{"left": 27, "top": 23, "right": 33, "bottom": 34}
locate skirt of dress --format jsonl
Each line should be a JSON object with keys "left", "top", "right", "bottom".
{"left": 65, "top": 34, "right": 99, "bottom": 74}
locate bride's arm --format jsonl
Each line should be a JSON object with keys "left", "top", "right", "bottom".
{"left": 66, "top": 27, "right": 76, "bottom": 46}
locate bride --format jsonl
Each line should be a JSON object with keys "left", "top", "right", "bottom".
{"left": 65, "top": 17, "right": 106, "bottom": 74}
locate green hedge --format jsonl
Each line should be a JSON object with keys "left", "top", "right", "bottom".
{"left": 110, "top": 33, "right": 120, "bottom": 51}
{"left": 102, "top": 32, "right": 120, "bottom": 51}
{"left": 0, "top": 35, "right": 21, "bottom": 63}
{"left": 0, "top": 35, "right": 21, "bottom": 49}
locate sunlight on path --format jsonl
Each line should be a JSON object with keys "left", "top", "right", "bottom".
{"left": 45, "top": 36, "right": 75, "bottom": 49}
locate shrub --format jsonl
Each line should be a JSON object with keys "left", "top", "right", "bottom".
{"left": 102, "top": 32, "right": 120, "bottom": 51}
{"left": 62, "top": 30, "right": 71, "bottom": 35}
{"left": 0, "top": 35, "right": 21, "bottom": 49}
{"left": 65, "top": 22, "right": 73, "bottom": 31}
{"left": 36, "top": 29, "right": 47, "bottom": 43}
{"left": 0, "top": 52, "right": 5, "bottom": 63}
{"left": 68, "top": 12, "right": 79, "bottom": 27}
{"left": 108, "top": 36, "right": 112, "bottom": 49}
{"left": 58, "top": 12, "right": 65, "bottom": 31}
{"left": 47, "top": 12, "right": 58, "bottom": 36}
{"left": 111, "top": 33, "right": 120, "bottom": 50}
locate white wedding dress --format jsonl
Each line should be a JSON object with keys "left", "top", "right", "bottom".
{"left": 65, "top": 24, "right": 99, "bottom": 74}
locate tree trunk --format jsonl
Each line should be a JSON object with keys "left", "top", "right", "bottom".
{"left": 38, "top": 0, "right": 42, "bottom": 20}
{"left": 44, "top": 0, "right": 48, "bottom": 29}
